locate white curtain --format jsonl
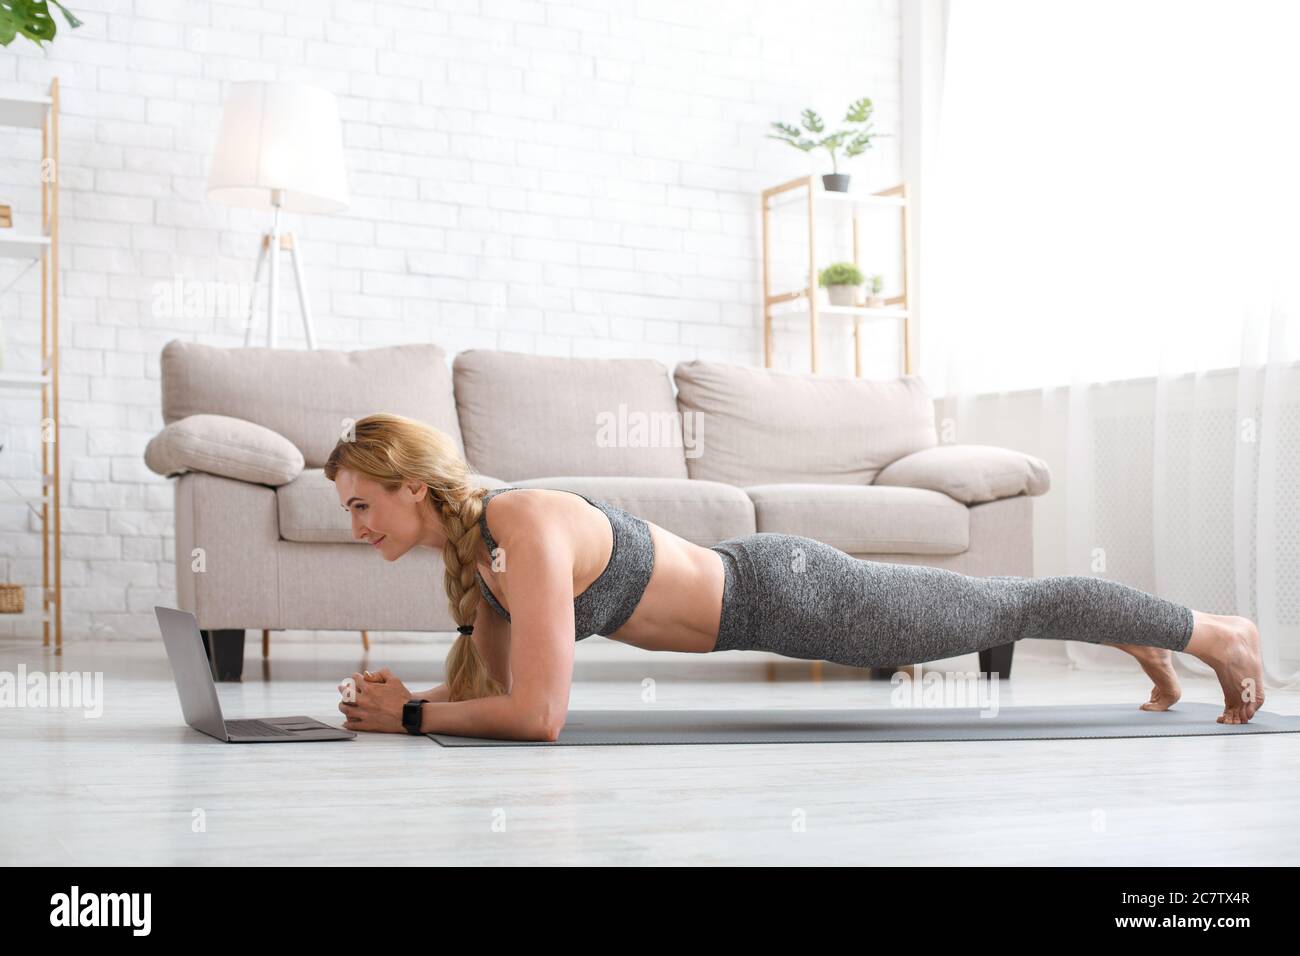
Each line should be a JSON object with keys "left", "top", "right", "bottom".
{"left": 925, "top": 0, "right": 1300, "bottom": 687}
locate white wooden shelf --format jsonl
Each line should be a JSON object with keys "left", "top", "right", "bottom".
{"left": 0, "top": 371, "right": 53, "bottom": 388}
{"left": 0, "top": 609, "right": 54, "bottom": 622}
{"left": 769, "top": 301, "right": 909, "bottom": 320}
{"left": 767, "top": 188, "right": 907, "bottom": 212}
{"left": 0, "top": 234, "right": 52, "bottom": 260}
{"left": 0, "top": 94, "right": 52, "bottom": 129}
{"left": 0, "top": 79, "right": 62, "bottom": 654}
{"left": 761, "top": 175, "right": 913, "bottom": 376}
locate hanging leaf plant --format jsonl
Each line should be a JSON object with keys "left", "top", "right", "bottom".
{"left": 0, "top": 1, "right": 83, "bottom": 48}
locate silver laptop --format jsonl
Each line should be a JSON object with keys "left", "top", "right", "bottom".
{"left": 156, "top": 605, "right": 356, "bottom": 743}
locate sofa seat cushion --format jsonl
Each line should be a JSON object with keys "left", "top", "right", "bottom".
{"left": 673, "top": 360, "right": 938, "bottom": 487}
{"left": 454, "top": 349, "right": 689, "bottom": 481}
{"left": 743, "top": 483, "right": 970, "bottom": 555}
{"left": 512, "top": 476, "right": 755, "bottom": 545}
{"left": 277, "top": 469, "right": 509, "bottom": 543}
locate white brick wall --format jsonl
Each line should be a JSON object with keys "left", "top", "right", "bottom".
{"left": 0, "top": 0, "right": 901, "bottom": 641}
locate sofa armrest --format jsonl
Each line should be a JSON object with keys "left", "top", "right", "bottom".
{"left": 873, "top": 443, "right": 1050, "bottom": 504}
{"left": 144, "top": 413, "right": 305, "bottom": 487}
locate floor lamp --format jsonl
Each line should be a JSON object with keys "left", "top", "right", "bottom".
{"left": 207, "top": 81, "right": 350, "bottom": 350}
{"left": 206, "top": 82, "right": 361, "bottom": 656}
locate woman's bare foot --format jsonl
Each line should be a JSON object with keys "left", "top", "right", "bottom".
{"left": 1183, "top": 611, "right": 1265, "bottom": 724}
{"left": 1108, "top": 643, "right": 1182, "bottom": 711}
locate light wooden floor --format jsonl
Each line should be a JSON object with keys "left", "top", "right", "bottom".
{"left": 3, "top": 635, "right": 1298, "bottom": 866}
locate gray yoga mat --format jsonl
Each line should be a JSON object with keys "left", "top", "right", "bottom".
{"left": 426, "top": 701, "right": 1300, "bottom": 747}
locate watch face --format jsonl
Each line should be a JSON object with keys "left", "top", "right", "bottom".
{"left": 403, "top": 700, "right": 423, "bottom": 732}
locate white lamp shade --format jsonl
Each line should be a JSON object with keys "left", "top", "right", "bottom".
{"left": 207, "top": 81, "right": 350, "bottom": 214}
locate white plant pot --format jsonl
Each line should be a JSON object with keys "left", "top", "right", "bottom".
{"left": 866, "top": 294, "right": 885, "bottom": 308}
{"left": 827, "top": 285, "right": 857, "bottom": 307}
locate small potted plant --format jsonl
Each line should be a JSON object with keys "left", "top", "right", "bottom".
{"left": 818, "top": 262, "right": 864, "bottom": 306}
{"left": 866, "top": 274, "right": 885, "bottom": 308}
{"left": 767, "top": 97, "right": 888, "bottom": 193}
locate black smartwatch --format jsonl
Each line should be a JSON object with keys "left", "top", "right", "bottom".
{"left": 401, "top": 698, "right": 425, "bottom": 735}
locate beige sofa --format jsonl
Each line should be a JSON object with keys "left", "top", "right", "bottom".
{"left": 144, "top": 340, "right": 1050, "bottom": 681}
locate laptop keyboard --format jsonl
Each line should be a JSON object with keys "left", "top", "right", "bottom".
{"left": 225, "top": 719, "right": 295, "bottom": 737}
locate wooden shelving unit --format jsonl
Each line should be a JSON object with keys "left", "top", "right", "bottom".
{"left": 0, "top": 80, "right": 63, "bottom": 654}
{"left": 761, "top": 175, "right": 912, "bottom": 376}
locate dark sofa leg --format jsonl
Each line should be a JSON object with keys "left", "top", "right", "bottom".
{"left": 200, "top": 629, "right": 246, "bottom": 682}
{"left": 979, "top": 642, "right": 1015, "bottom": 680}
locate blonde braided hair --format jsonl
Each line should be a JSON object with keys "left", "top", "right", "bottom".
{"left": 323, "top": 412, "right": 506, "bottom": 702}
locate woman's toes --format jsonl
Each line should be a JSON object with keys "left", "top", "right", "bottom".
{"left": 1217, "top": 706, "right": 1247, "bottom": 724}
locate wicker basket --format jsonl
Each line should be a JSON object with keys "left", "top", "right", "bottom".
{"left": 0, "top": 584, "right": 24, "bottom": 613}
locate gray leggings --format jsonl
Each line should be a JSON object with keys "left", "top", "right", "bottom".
{"left": 709, "top": 533, "right": 1195, "bottom": 666}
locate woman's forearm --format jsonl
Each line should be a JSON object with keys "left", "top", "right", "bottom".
{"left": 418, "top": 675, "right": 511, "bottom": 703}
{"left": 417, "top": 693, "right": 546, "bottom": 740}
{"left": 418, "top": 683, "right": 450, "bottom": 703}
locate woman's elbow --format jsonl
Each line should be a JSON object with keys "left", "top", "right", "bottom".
{"left": 518, "top": 715, "right": 560, "bottom": 742}
{"left": 515, "top": 698, "right": 564, "bottom": 742}
{"left": 536, "top": 710, "right": 565, "bottom": 742}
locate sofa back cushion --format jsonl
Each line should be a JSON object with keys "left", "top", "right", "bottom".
{"left": 453, "top": 349, "right": 689, "bottom": 481}
{"left": 160, "top": 340, "right": 464, "bottom": 468}
{"left": 672, "top": 361, "right": 938, "bottom": 486}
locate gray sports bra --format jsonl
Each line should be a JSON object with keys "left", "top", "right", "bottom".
{"left": 474, "top": 486, "right": 656, "bottom": 640}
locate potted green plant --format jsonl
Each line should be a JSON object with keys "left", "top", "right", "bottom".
{"left": 767, "top": 97, "right": 888, "bottom": 192}
{"left": 0, "top": 1, "right": 82, "bottom": 47}
{"left": 818, "top": 262, "right": 864, "bottom": 307}
{"left": 866, "top": 274, "right": 885, "bottom": 308}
